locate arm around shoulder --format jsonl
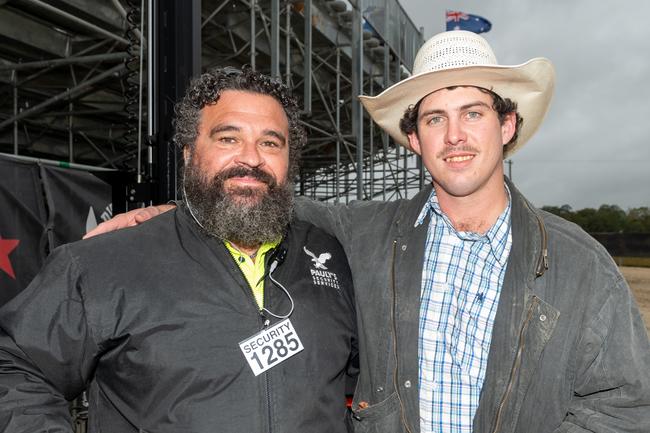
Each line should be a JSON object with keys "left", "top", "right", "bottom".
{"left": 83, "top": 203, "right": 175, "bottom": 238}
{"left": 294, "top": 196, "right": 393, "bottom": 249}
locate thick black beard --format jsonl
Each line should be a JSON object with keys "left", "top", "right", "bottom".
{"left": 183, "top": 163, "right": 294, "bottom": 248}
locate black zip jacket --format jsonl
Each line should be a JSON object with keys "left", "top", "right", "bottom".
{"left": 0, "top": 206, "right": 357, "bottom": 433}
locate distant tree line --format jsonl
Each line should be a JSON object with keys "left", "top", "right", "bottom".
{"left": 541, "top": 205, "right": 650, "bottom": 233}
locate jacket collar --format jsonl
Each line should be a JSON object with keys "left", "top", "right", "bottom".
{"left": 414, "top": 184, "right": 513, "bottom": 268}
{"left": 402, "top": 179, "right": 547, "bottom": 280}
{"left": 395, "top": 184, "right": 434, "bottom": 238}
{"left": 504, "top": 177, "right": 548, "bottom": 282}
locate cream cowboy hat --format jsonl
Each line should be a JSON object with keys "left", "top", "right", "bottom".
{"left": 359, "top": 30, "right": 555, "bottom": 157}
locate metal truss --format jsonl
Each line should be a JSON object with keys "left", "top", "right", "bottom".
{"left": 0, "top": 0, "right": 135, "bottom": 168}
{"left": 0, "top": 0, "right": 426, "bottom": 203}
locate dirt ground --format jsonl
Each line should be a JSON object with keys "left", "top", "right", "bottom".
{"left": 620, "top": 266, "right": 650, "bottom": 334}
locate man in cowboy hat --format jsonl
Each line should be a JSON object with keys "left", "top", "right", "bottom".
{"left": 86, "top": 31, "right": 650, "bottom": 432}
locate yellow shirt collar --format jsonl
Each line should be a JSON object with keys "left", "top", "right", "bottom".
{"left": 224, "top": 239, "right": 281, "bottom": 309}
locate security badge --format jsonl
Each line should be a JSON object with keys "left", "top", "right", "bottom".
{"left": 239, "top": 318, "right": 304, "bottom": 376}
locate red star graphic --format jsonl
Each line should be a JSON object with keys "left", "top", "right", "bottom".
{"left": 0, "top": 236, "right": 20, "bottom": 280}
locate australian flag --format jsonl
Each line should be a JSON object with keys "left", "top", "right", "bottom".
{"left": 446, "top": 10, "right": 492, "bottom": 34}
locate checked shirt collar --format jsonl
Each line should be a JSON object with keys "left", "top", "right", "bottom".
{"left": 415, "top": 184, "right": 512, "bottom": 267}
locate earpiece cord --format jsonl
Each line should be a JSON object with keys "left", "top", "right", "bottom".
{"left": 261, "top": 268, "right": 295, "bottom": 319}
{"left": 182, "top": 178, "right": 207, "bottom": 231}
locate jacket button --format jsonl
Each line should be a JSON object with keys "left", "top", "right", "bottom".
{"left": 539, "top": 314, "right": 547, "bottom": 322}
{"left": 401, "top": 245, "right": 407, "bottom": 251}
{"left": 376, "top": 386, "right": 384, "bottom": 393}
{"left": 404, "top": 380, "right": 411, "bottom": 388}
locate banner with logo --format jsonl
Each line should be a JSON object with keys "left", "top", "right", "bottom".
{"left": 41, "top": 166, "right": 113, "bottom": 249}
{"left": 0, "top": 155, "right": 112, "bottom": 305}
{"left": 0, "top": 157, "right": 49, "bottom": 305}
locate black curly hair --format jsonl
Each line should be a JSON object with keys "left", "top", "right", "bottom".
{"left": 398, "top": 86, "right": 524, "bottom": 155}
{"left": 174, "top": 66, "right": 306, "bottom": 179}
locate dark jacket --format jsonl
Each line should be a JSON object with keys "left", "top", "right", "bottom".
{"left": 0, "top": 206, "right": 357, "bottom": 433}
{"left": 296, "top": 179, "right": 650, "bottom": 433}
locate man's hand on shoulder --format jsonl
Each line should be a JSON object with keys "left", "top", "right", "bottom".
{"left": 83, "top": 204, "right": 177, "bottom": 239}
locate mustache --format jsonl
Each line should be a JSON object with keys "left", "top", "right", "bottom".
{"left": 215, "top": 166, "right": 277, "bottom": 189}
{"left": 436, "top": 145, "right": 479, "bottom": 159}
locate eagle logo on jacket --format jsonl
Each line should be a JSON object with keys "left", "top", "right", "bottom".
{"left": 303, "top": 246, "right": 331, "bottom": 270}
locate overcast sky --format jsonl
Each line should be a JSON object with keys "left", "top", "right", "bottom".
{"left": 398, "top": 0, "right": 650, "bottom": 210}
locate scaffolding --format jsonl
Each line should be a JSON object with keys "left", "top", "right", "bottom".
{"left": 0, "top": 0, "right": 427, "bottom": 204}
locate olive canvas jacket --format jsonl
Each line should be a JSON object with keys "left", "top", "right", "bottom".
{"left": 296, "top": 179, "right": 650, "bottom": 433}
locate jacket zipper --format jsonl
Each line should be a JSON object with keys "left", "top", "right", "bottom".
{"left": 490, "top": 296, "right": 540, "bottom": 433}
{"left": 262, "top": 250, "right": 275, "bottom": 433}
{"left": 390, "top": 239, "right": 414, "bottom": 433}
{"left": 260, "top": 247, "right": 287, "bottom": 433}
{"left": 263, "top": 317, "right": 273, "bottom": 433}
{"left": 225, "top": 245, "right": 274, "bottom": 433}
{"left": 490, "top": 200, "right": 547, "bottom": 431}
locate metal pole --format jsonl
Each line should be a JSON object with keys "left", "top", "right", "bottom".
{"left": 21, "top": 0, "right": 129, "bottom": 45}
{"left": 335, "top": 47, "right": 341, "bottom": 203}
{"left": 271, "top": 0, "right": 280, "bottom": 78}
{"left": 352, "top": 0, "right": 363, "bottom": 200}
{"left": 382, "top": 39, "right": 390, "bottom": 200}
{"left": 286, "top": 32, "right": 351, "bottom": 80}
{"left": 369, "top": 62, "right": 374, "bottom": 198}
{"left": 12, "top": 70, "right": 18, "bottom": 155}
{"left": 303, "top": 0, "right": 312, "bottom": 114}
{"left": 152, "top": 0, "right": 201, "bottom": 203}
{"left": 394, "top": 137, "right": 400, "bottom": 198}
{"left": 202, "top": 0, "right": 231, "bottom": 28}
{"left": 396, "top": 19, "right": 406, "bottom": 199}
{"left": 137, "top": 0, "right": 146, "bottom": 182}
{"left": 250, "top": 0, "right": 256, "bottom": 69}
{"left": 395, "top": 20, "right": 408, "bottom": 198}
{"left": 79, "top": 132, "right": 117, "bottom": 168}
{"left": 285, "top": 2, "right": 291, "bottom": 86}
{"left": 0, "top": 152, "right": 117, "bottom": 172}
{"left": 0, "top": 64, "right": 125, "bottom": 131}
{"left": 68, "top": 96, "right": 74, "bottom": 163}
{"left": 0, "top": 53, "right": 128, "bottom": 72}
{"left": 148, "top": 0, "right": 155, "bottom": 137}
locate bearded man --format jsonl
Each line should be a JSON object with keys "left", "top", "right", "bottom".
{"left": 0, "top": 67, "right": 357, "bottom": 433}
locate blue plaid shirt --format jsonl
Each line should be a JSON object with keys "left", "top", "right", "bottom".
{"left": 416, "top": 186, "right": 512, "bottom": 433}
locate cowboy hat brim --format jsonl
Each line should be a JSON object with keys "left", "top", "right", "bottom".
{"left": 359, "top": 58, "right": 555, "bottom": 157}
